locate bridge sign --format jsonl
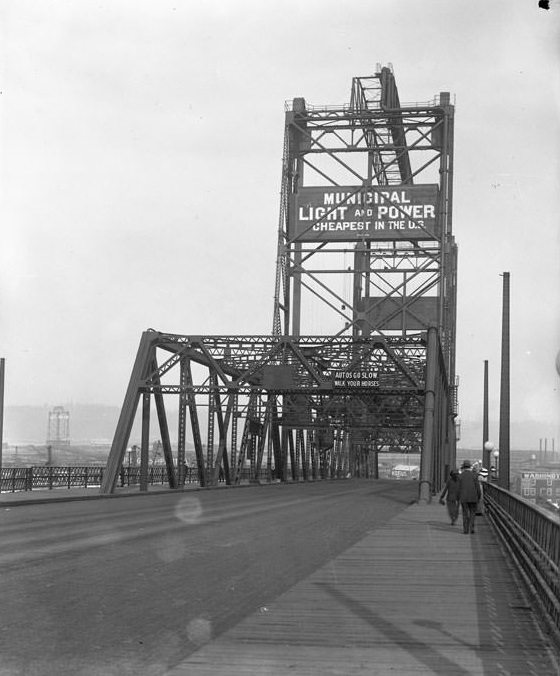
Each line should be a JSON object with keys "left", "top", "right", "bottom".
{"left": 293, "top": 185, "right": 440, "bottom": 242}
{"left": 331, "top": 369, "right": 379, "bottom": 389}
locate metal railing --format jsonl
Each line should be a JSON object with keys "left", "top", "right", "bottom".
{"left": 484, "top": 482, "right": 560, "bottom": 645}
{"left": 0, "top": 465, "right": 273, "bottom": 493}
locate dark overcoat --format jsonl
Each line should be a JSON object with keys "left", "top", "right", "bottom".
{"left": 458, "top": 469, "right": 481, "bottom": 503}
{"left": 441, "top": 476, "right": 460, "bottom": 501}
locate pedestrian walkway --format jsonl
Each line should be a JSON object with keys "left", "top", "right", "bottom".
{"left": 168, "top": 502, "right": 560, "bottom": 676}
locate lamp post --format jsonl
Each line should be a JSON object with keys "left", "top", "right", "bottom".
{"left": 492, "top": 449, "right": 499, "bottom": 482}
{"left": 483, "top": 440, "right": 494, "bottom": 470}
{"left": 482, "top": 360, "right": 490, "bottom": 470}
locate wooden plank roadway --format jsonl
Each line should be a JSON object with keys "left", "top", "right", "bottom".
{"left": 167, "top": 502, "right": 560, "bottom": 675}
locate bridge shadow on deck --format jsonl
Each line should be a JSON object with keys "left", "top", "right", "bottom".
{"left": 317, "top": 581, "right": 475, "bottom": 676}
{"left": 170, "top": 502, "right": 559, "bottom": 676}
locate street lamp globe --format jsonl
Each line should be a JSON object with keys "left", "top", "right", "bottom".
{"left": 484, "top": 441, "right": 494, "bottom": 453}
{"left": 491, "top": 448, "right": 500, "bottom": 481}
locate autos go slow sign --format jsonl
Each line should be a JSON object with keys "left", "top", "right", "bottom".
{"left": 332, "top": 369, "right": 379, "bottom": 388}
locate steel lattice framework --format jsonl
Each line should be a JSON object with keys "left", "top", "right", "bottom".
{"left": 273, "top": 68, "right": 456, "bottom": 360}
{"left": 101, "top": 67, "right": 457, "bottom": 495}
{"left": 271, "top": 66, "right": 458, "bottom": 470}
{"left": 101, "top": 330, "right": 441, "bottom": 493}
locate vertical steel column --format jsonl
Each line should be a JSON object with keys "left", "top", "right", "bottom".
{"left": 288, "top": 431, "right": 296, "bottom": 480}
{"left": 482, "top": 359, "right": 490, "bottom": 470}
{"left": 348, "top": 433, "right": 356, "bottom": 478}
{"left": 436, "top": 373, "right": 448, "bottom": 490}
{"left": 154, "top": 389, "right": 177, "bottom": 489}
{"left": 355, "top": 447, "right": 362, "bottom": 478}
{"left": 207, "top": 379, "right": 216, "bottom": 479}
{"left": 302, "top": 430, "right": 310, "bottom": 480}
{"left": 321, "top": 447, "right": 327, "bottom": 479}
{"left": 372, "top": 441, "right": 379, "bottom": 479}
{"left": 231, "top": 393, "right": 239, "bottom": 473}
{"left": 278, "top": 428, "right": 287, "bottom": 482}
{"left": 292, "top": 244, "right": 303, "bottom": 336}
{"left": 341, "top": 431, "right": 349, "bottom": 477}
{"left": 177, "top": 359, "right": 188, "bottom": 486}
{"left": 234, "top": 413, "right": 250, "bottom": 484}
{"left": 0, "top": 358, "right": 4, "bottom": 488}
{"left": 499, "top": 272, "right": 510, "bottom": 489}
{"left": 249, "top": 429, "right": 256, "bottom": 482}
{"left": 248, "top": 397, "right": 257, "bottom": 481}
{"left": 255, "top": 400, "right": 270, "bottom": 481}
{"left": 352, "top": 242, "right": 366, "bottom": 337}
{"left": 288, "top": 103, "right": 306, "bottom": 337}
{"left": 337, "top": 430, "right": 345, "bottom": 478}
{"left": 271, "top": 399, "right": 283, "bottom": 481}
{"left": 438, "top": 95, "right": 456, "bottom": 376}
{"left": 310, "top": 430, "right": 318, "bottom": 481}
{"left": 330, "top": 446, "right": 337, "bottom": 478}
{"left": 151, "top": 359, "right": 177, "bottom": 489}
{"left": 139, "top": 392, "right": 150, "bottom": 492}
{"left": 295, "top": 429, "right": 303, "bottom": 481}
{"left": 213, "top": 391, "right": 233, "bottom": 486}
{"left": 266, "top": 403, "right": 274, "bottom": 481}
{"left": 184, "top": 362, "right": 206, "bottom": 487}
{"left": 432, "top": 383, "right": 441, "bottom": 489}
{"left": 272, "top": 119, "right": 290, "bottom": 337}
{"left": 419, "top": 327, "right": 438, "bottom": 502}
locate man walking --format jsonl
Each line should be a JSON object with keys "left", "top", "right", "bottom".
{"left": 458, "top": 460, "right": 481, "bottom": 534}
{"left": 439, "top": 469, "right": 460, "bottom": 525}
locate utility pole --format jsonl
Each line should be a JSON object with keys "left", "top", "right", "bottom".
{"left": 498, "top": 272, "right": 510, "bottom": 489}
{"left": 0, "top": 359, "right": 4, "bottom": 490}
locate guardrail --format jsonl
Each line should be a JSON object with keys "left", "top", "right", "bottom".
{"left": 0, "top": 466, "right": 271, "bottom": 492}
{"left": 484, "top": 482, "right": 560, "bottom": 646}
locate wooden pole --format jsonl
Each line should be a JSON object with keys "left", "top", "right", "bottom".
{"left": 498, "top": 272, "right": 510, "bottom": 489}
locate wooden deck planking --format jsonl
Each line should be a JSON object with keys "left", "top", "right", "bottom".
{"left": 167, "top": 503, "right": 560, "bottom": 675}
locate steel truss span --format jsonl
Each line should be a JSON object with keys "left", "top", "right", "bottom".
{"left": 102, "top": 66, "right": 457, "bottom": 496}
{"left": 101, "top": 330, "right": 451, "bottom": 494}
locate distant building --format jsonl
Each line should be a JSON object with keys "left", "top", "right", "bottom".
{"left": 46, "top": 406, "right": 70, "bottom": 446}
{"left": 390, "top": 464, "right": 419, "bottom": 480}
{"left": 518, "top": 468, "right": 560, "bottom": 510}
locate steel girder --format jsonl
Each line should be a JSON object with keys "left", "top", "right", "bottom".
{"left": 100, "top": 331, "right": 446, "bottom": 493}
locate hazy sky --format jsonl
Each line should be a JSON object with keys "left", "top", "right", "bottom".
{"left": 1, "top": 1, "right": 559, "bottom": 447}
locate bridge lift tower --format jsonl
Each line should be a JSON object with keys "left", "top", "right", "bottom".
{"left": 100, "top": 66, "right": 457, "bottom": 498}
{"left": 272, "top": 65, "right": 458, "bottom": 496}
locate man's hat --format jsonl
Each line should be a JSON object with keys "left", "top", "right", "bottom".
{"left": 461, "top": 459, "right": 471, "bottom": 468}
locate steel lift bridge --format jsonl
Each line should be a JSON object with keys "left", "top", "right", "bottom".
{"left": 101, "top": 66, "right": 458, "bottom": 500}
